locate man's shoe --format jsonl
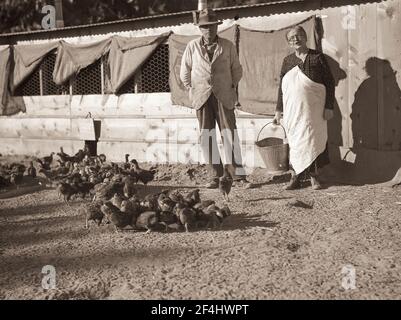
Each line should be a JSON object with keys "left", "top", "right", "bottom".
{"left": 311, "top": 175, "right": 323, "bottom": 190}
{"left": 205, "top": 178, "right": 219, "bottom": 189}
{"left": 233, "top": 178, "right": 255, "bottom": 189}
{"left": 284, "top": 175, "right": 300, "bottom": 190}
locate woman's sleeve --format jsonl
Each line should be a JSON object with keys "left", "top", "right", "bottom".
{"left": 276, "top": 58, "right": 287, "bottom": 112}
{"left": 319, "top": 54, "right": 335, "bottom": 110}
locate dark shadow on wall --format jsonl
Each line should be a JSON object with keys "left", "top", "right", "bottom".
{"left": 347, "top": 57, "right": 401, "bottom": 183}
{"left": 351, "top": 57, "right": 401, "bottom": 150}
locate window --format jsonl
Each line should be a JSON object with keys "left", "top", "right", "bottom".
{"left": 139, "top": 44, "right": 170, "bottom": 93}
{"left": 13, "top": 43, "right": 170, "bottom": 96}
{"left": 42, "top": 54, "right": 69, "bottom": 95}
{"left": 118, "top": 44, "right": 170, "bottom": 94}
{"left": 14, "top": 53, "right": 68, "bottom": 96}
{"left": 14, "top": 66, "right": 41, "bottom": 96}
{"left": 72, "top": 57, "right": 103, "bottom": 95}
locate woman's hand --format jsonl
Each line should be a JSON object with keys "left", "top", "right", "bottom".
{"left": 323, "top": 109, "right": 334, "bottom": 121}
{"left": 272, "top": 111, "right": 282, "bottom": 125}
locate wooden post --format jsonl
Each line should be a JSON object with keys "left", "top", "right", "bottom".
{"left": 55, "top": 0, "right": 64, "bottom": 28}
{"left": 100, "top": 59, "right": 105, "bottom": 94}
{"left": 39, "top": 68, "right": 43, "bottom": 96}
{"left": 134, "top": 72, "right": 142, "bottom": 94}
{"left": 198, "top": 0, "right": 208, "bottom": 10}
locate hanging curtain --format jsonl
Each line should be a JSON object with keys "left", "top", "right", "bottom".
{"left": 0, "top": 46, "right": 26, "bottom": 115}
{"left": 106, "top": 32, "right": 171, "bottom": 93}
{"left": 53, "top": 38, "right": 112, "bottom": 85}
{"left": 12, "top": 42, "right": 59, "bottom": 92}
{"left": 237, "top": 16, "right": 319, "bottom": 115}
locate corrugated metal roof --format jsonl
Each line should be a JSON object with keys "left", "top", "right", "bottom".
{"left": 0, "top": 0, "right": 303, "bottom": 38}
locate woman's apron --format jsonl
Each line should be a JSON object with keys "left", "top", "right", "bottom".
{"left": 281, "top": 65, "right": 328, "bottom": 175}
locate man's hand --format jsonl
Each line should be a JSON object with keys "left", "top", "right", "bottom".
{"left": 323, "top": 109, "right": 334, "bottom": 121}
{"left": 272, "top": 111, "right": 281, "bottom": 125}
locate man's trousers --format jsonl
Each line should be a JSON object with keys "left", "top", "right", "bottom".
{"left": 196, "top": 93, "right": 246, "bottom": 179}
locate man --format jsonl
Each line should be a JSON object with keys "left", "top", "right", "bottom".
{"left": 180, "top": 8, "right": 253, "bottom": 189}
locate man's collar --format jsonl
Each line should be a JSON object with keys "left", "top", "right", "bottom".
{"left": 200, "top": 35, "right": 219, "bottom": 47}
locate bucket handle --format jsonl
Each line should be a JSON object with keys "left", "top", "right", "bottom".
{"left": 256, "top": 122, "right": 287, "bottom": 143}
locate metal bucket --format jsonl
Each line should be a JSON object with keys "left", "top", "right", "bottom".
{"left": 255, "top": 122, "right": 289, "bottom": 174}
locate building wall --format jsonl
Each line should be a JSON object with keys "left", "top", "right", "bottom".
{"left": 1, "top": 0, "right": 401, "bottom": 182}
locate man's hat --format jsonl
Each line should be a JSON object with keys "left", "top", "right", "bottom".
{"left": 195, "top": 8, "right": 222, "bottom": 26}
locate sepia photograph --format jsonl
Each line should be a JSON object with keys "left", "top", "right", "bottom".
{"left": 0, "top": 0, "right": 400, "bottom": 306}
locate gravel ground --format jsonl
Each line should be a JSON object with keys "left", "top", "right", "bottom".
{"left": 1, "top": 156, "right": 401, "bottom": 300}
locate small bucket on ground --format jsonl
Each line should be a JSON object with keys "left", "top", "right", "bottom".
{"left": 255, "top": 122, "right": 289, "bottom": 174}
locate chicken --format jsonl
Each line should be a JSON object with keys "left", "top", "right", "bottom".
{"left": 123, "top": 176, "right": 136, "bottom": 198}
{"left": 124, "top": 154, "right": 131, "bottom": 170}
{"left": 214, "top": 205, "right": 232, "bottom": 228}
{"left": 57, "top": 147, "right": 75, "bottom": 163}
{"left": 79, "top": 201, "right": 104, "bottom": 229}
{"left": 219, "top": 165, "right": 233, "bottom": 202}
{"left": 120, "top": 199, "right": 140, "bottom": 226}
{"left": 83, "top": 165, "right": 95, "bottom": 176}
{"left": 166, "top": 189, "right": 184, "bottom": 203}
{"left": 75, "top": 181, "right": 95, "bottom": 199}
{"left": 82, "top": 155, "right": 90, "bottom": 166}
{"left": 73, "top": 149, "right": 86, "bottom": 163}
{"left": 97, "top": 154, "right": 107, "bottom": 164}
{"left": 129, "top": 194, "right": 141, "bottom": 202}
{"left": 110, "top": 162, "right": 122, "bottom": 175}
{"left": 157, "top": 193, "right": 176, "bottom": 212}
{"left": 10, "top": 163, "right": 26, "bottom": 175}
{"left": 38, "top": 168, "right": 69, "bottom": 182}
{"left": 140, "top": 193, "right": 159, "bottom": 211}
{"left": 57, "top": 182, "right": 78, "bottom": 203}
{"left": 36, "top": 158, "right": 51, "bottom": 171}
{"left": 67, "top": 162, "right": 78, "bottom": 176}
{"left": 40, "top": 152, "right": 55, "bottom": 168}
{"left": 135, "top": 211, "right": 161, "bottom": 233}
{"left": 159, "top": 211, "right": 179, "bottom": 232}
{"left": 203, "top": 205, "right": 231, "bottom": 229}
{"left": 195, "top": 209, "right": 220, "bottom": 230}
{"left": 174, "top": 202, "right": 197, "bottom": 232}
{"left": 193, "top": 199, "right": 215, "bottom": 211}
{"left": 111, "top": 193, "right": 124, "bottom": 209}
{"left": 89, "top": 173, "right": 102, "bottom": 185}
{"left": 183, "top": 188, "right": 201, "bottom": 207}
{"left": 93, "top": 181, "right": 124, "bottom": 202}
{"left": 130, "top": 159, "right": 155, "bottom": 186}
{"left": 59, "top": 162, "right": 71, "bottom": 175}
{"left": 101, "top": 202, "right": 134, "bottom": 232}
{"left": 10, "top": 172, "right": 24, "bottom": 188}
{"left": 1, "top": 163, "right": 25, "bottom": 188}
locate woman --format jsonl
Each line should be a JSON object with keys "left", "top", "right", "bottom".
{"left": 273, "top": 26, "right": 335, "bottom": 190}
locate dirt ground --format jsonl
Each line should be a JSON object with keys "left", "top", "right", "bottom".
{"left": 1, "top": 156, "right": 401, "bottom": 300}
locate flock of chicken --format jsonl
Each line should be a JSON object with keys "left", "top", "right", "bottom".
{"left": 0, "top": 147, "right": 233, "bottom": 233}
{"left": 0, "top": 161, "right": 31, "bottom": 188}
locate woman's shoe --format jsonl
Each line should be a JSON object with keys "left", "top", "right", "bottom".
{"left": 311, "top": 175, "right": 323, "bottom": 190}
{"left": 284, "top": 175, "right": 300, "bottom": 190}
{"left": 205, "top": 178, "right": 219, "bottom": 189}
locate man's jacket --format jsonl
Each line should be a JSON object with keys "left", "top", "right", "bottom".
{"left": 180, "top": 36, "right": 243, "bottom": 110}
